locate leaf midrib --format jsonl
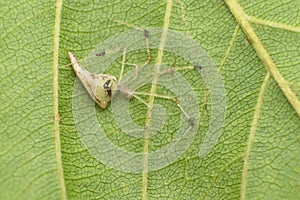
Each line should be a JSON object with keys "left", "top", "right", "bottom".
{"left": 142, "top": 0, "right": 174, "bottom": 199}
{"left": 53, "top": 0, "right": 67, "bottom": 199}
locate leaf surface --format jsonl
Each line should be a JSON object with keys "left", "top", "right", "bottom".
{"left": 0, "top": 0, "right": 299, "bottom": 199}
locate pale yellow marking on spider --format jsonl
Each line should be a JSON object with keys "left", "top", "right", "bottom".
{"left": 69, "top": 52, "right": 118, "bottom": 109}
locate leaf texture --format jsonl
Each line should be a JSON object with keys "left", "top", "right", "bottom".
{"left": 0, "top": 0, "right": 299, "bottom": 199}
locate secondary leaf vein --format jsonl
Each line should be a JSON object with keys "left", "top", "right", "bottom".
{"left": 224, "top": 0, "right": 300, "bottom": 118}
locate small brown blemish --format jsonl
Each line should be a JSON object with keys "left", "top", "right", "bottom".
{"left": 144, "top": 125, "right": 150, "bottom": 131}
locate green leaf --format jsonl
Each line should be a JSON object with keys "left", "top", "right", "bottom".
{"left": 1, "top": 0, "right": 299, "bottom": 199}
{"left": 0, "top": 1, "right": 64, "bottom": 200}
